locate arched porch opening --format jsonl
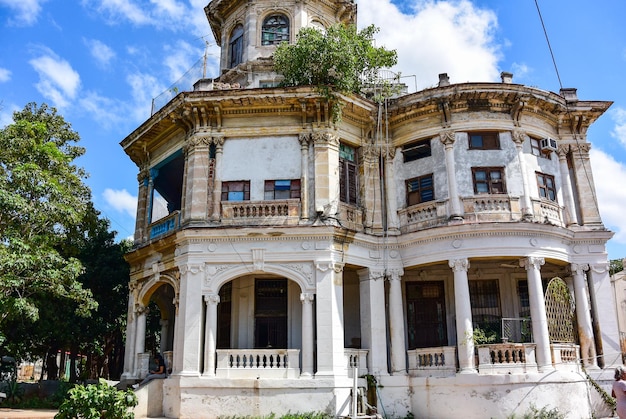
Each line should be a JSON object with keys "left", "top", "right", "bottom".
{"left": 138, "top": 281, "right": 176, "bottom": 374}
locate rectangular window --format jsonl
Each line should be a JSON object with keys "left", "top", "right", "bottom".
{"left": 530, "top": 137, "right": 550, "bottom": 159}
{"left": 406, "top": 281, "right": 447, "bottom": 349}
{"left": 221, "top": 181, "right": 250, "bottom": 201}
{"left": 403, "top": 139, "right": 432, "bottom": 162}
{"left": 472, "top": 167, "right": 506, "bottom": 194}
{"left": 469, "top": 279, "right": 502, "bottom": 341}
{"left": 264, "top": 179, "right": 301, "bottom": 200}
{"left": 469, "top": 132, "right": 500, "bottom": 150}
{"left": 340, "top": 143, "right": 358, "bottom": 205}
{"left": 406, "top": 174, "right": 434, "bottom": 206}
{"left": 536, "top": 172, "right": 557, "bottom": 201}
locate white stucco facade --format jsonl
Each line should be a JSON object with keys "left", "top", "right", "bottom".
{"left": 119, "top": 1, "right": 621, "bottom": 418}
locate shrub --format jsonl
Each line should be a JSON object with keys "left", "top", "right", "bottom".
{"left": 55, "top": 379, "right": 137, "bottom": 419}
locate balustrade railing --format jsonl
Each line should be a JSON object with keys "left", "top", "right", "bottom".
{"left": 550, "top": 343, "right": 580, "bottom": 372}
{"left": 215, "top": 349, "right": 300, "bottom": 378}
{"left": 344, "top": 349, "right": 368, "bottom": 377}
{"left": 149, "top": 210, "right": 181, "bottom": 239}
{"left": 407, "top": 346, "right": 456, "bottom": 377}
{"left": 477, "top": 343, "right": 537, "bottom": 374}
{"left": 398, "top": 200, "right": 448, "bottom": 233}
{"left": 462, "top": 196, "right": 521, "bottom": 223}
{"left": 535, "top": 199, "right": 564, "bottom": 226}
{"left": 221, "top": 200, "right": 301, "bottom": 226}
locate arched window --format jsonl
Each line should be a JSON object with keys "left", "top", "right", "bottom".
{"left": 229, "top": 24, "right": 244, "bottom": 68}
{"left": 261, "top": 14, "right": 289, "bottom": 46}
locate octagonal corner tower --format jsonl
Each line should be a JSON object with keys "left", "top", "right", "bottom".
{"left": 204, "top": 0, "right": 357, "bottom": 87}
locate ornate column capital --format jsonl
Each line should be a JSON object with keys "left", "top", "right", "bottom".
{"left": 300, "top": 292, "right": 315, "bottom": 304}
{"left": 311, "top": 131, "right": 339, "bottom": 147}
{"left": 204, "top": 293, "right": 220, "bottom": 305}
{"left": 299, "top": 132, "right": 311, "bottom": 147}
{"left": 512, "top": 129, "right": 526, "bottom": 146}
{"left": 570, "top": 263, "right": 589, "bottom": 276}
{"left": 439, "top": 130, "right": 456, "bottom": 147}
{"left": 387, "top": 268, "right": 404, "bottom": 281}
{"left": 519, "top": 256, "right": 545, "bottom": 271}
{"left": 449, "top": 258, "right": 470, "bottom": 272}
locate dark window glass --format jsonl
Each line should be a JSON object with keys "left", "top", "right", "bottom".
{"left": 536, "top": 172, "right": 557, "bottom": 201}
{"left": 469, "top": 279, "right": 502, "bottom": 341}
{"left": 264, "top": 179, "right": 301, "bottom": 200}
{"left": 469, "top": 132, "right": 500, "bottom": 150}
{"left": 472, "top": 167, "right": 506, "bottom": 194}
{"left": 221, "top": 181, "right": 250, "bottom": 201}
{"left": 262, "top": 15, "right": 289, "bottom": 46}
{"left": 403, "top": 139, "right": 431, "bottom": 162}
{"left": 406, "top": 174, "right": 434, "bottom": 206}
{"left": 229, "top": 25, "right": 244, "bottom": 68}
{"left": 406, "top": 281, "right": 447, "bottom": 349}
{"left": 339, "top": 144, "right": 358, "bottom": 204}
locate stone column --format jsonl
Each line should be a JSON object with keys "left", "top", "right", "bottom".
{"left": 588, "top": 262, "right": 621, "bottom": 368}
{"left": 312, "top": 131, "right": 340, "bottom": 218}
{"left": 133, "top": 305, "right": 147, "bottom": 376}
{"left": 384, "top": 147, "right": 400, "bottom": 231}
{"left": 440, "top": 131, "right": 463, "bottom": 219}
{"left": 172, "top": 263, "right": 204, "bottom": 376}
{"left": 211, "top": 138, "right": 224, "bottom": 221}
{"left": 512, "top": 130, "right": 533, "bottom": 218}
{"left": 570, "top": 143, "right": 603, "bottom": 226}
{"left": 299, "top": 133, "right": 310, "bottom": 220}
{"left": 571, "top": 263, "right": 596, "bottom": 367}
{"left": 450, "top": 259, "right": 476, "bottom": 373}
{"left": 134, "top": 169, "right": 150, "bottom": 243}
{"left": 520, "top": 257, "right": 553, "bottom": 371}
{"left": 203, "top": 293, "right": 220, "bottom": 376}
{"left": 358, "top": 268, "right": 388, "bottom": 376}
{"left": 361, "top": 143, "right": 383, "bottom": 233}
{"left": 557, "top": 147, "right": 578, "bottom": 225}
{"left": 183, "top": 135, "right": 211, "bottom": 223}
{"left": 300, "top": 292, "right": 315, "bottom": 377}
{"left": 121, "top": 285, "right": 137, "bottom": 379}
{"left": 159, "top": 319, "right": 169, "bottom": 355}
{"left": 388, "top": 268, "right": 406, "bottom": 374}
{"left": 314, "top": 261, "right": 346, "bottom": 377}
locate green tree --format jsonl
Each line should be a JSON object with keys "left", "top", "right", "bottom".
{"left": 0, "top": 103, "right": 96, "bottom": 336}
{"left": 610, "top": 258, "right": 624, "bottom": 276}
{"left": 273, "top": 23, "right": 397, "bottom": 121}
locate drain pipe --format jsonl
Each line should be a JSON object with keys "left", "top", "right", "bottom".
{"left": 352, "top": 366, "right": 358, "bottom": 418}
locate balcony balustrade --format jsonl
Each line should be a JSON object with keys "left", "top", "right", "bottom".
{"left": 477, "top": 343, "right": 537, "bottom": 374}
{"left": 215, "top": 349, "right": 300, "bottom": 378}
{"left": 407, "top": 346, "right": 456, "bottom": 377}
{"left": 148, "top": 210, "right": 181, "bottom": 240}
{"left": 344, "top": 349, "right": 369, "bottom": 378}
{"left": 221, "top": 199, "right": 301, "bottom": 226}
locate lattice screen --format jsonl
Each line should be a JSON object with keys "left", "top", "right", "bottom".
{"left": 544, "top": 277, "right": 577, "bottom": 343}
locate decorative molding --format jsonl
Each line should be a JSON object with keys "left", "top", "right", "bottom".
{"left": 204, "top": 293, "right": 220, "bottom": 305}
{"left": 252, "top": 248, "right": 265, "bottom": 271}
{"left": 280, "top": 263, "right": 314, "bottom": 286}
{"left": 300, "top": 292, "right": 315, "bottom": 304}
{"left": 439, "top": 130, "right": 455, "bottom": 147}
{"left": 315, "top": 261, "right": 344, "bottom": 273}
{"left": 519, "top": 256, "right": 545, "bottom": 271}
{"left": 511, "top": 129, "right": 526, "bottom": 145}
{"left": 448, "top": 258, "right": 470, "bottom": 272}
{"left": 179, "top": 263, "right": 205, "bottom": 275}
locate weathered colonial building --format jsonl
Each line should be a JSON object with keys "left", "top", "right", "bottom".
{"left": 120, "top": 0, "right": 621, "bottom": 417}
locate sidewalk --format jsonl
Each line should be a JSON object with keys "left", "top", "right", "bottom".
{"left": 0, "top": 409, "right": 56, "bottom": 418}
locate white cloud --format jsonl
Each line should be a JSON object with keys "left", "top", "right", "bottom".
{"left": 127, "top": 72, "right": 167, "bottom": 121}
{"left": 610, "top": 107, "right": 626, "bottom": 149}
{"left": 103, "top": 188, "right": 137, "bottom": 218}
{"left": 0, "top": 103, "right": 20, "bottom": 128}
{"left": 590, "top": 147, "right": 626, "bottom": 245}
{"left": 357, "top": 0, "right": 501, "bottom": 90}
{"left": 85, "top": 0, "right": 152, "bottom": 25}
{"left": 84, "top": 38, "right": 116, "bottom": 68}
{"left": 0, "top": 0, "right": 47, "bottom": 26}
{"left": 29, "top": 49, "right": 81, "bottom": 109}
{"left": 0, "top": 67, "right": 11, "bottom": 82}
{"left": 163, "top": 40, "right": 204, "bottom": 82}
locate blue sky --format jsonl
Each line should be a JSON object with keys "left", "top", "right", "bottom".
{"left": 1, "top": 0, "right": 626, "bottom": 261}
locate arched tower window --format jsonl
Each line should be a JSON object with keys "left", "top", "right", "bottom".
{"left": 229, "top": 24, "right": 244, "bottom": 68}
{"left": 261, "top": 14, "right": 289, "bottom": 46}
